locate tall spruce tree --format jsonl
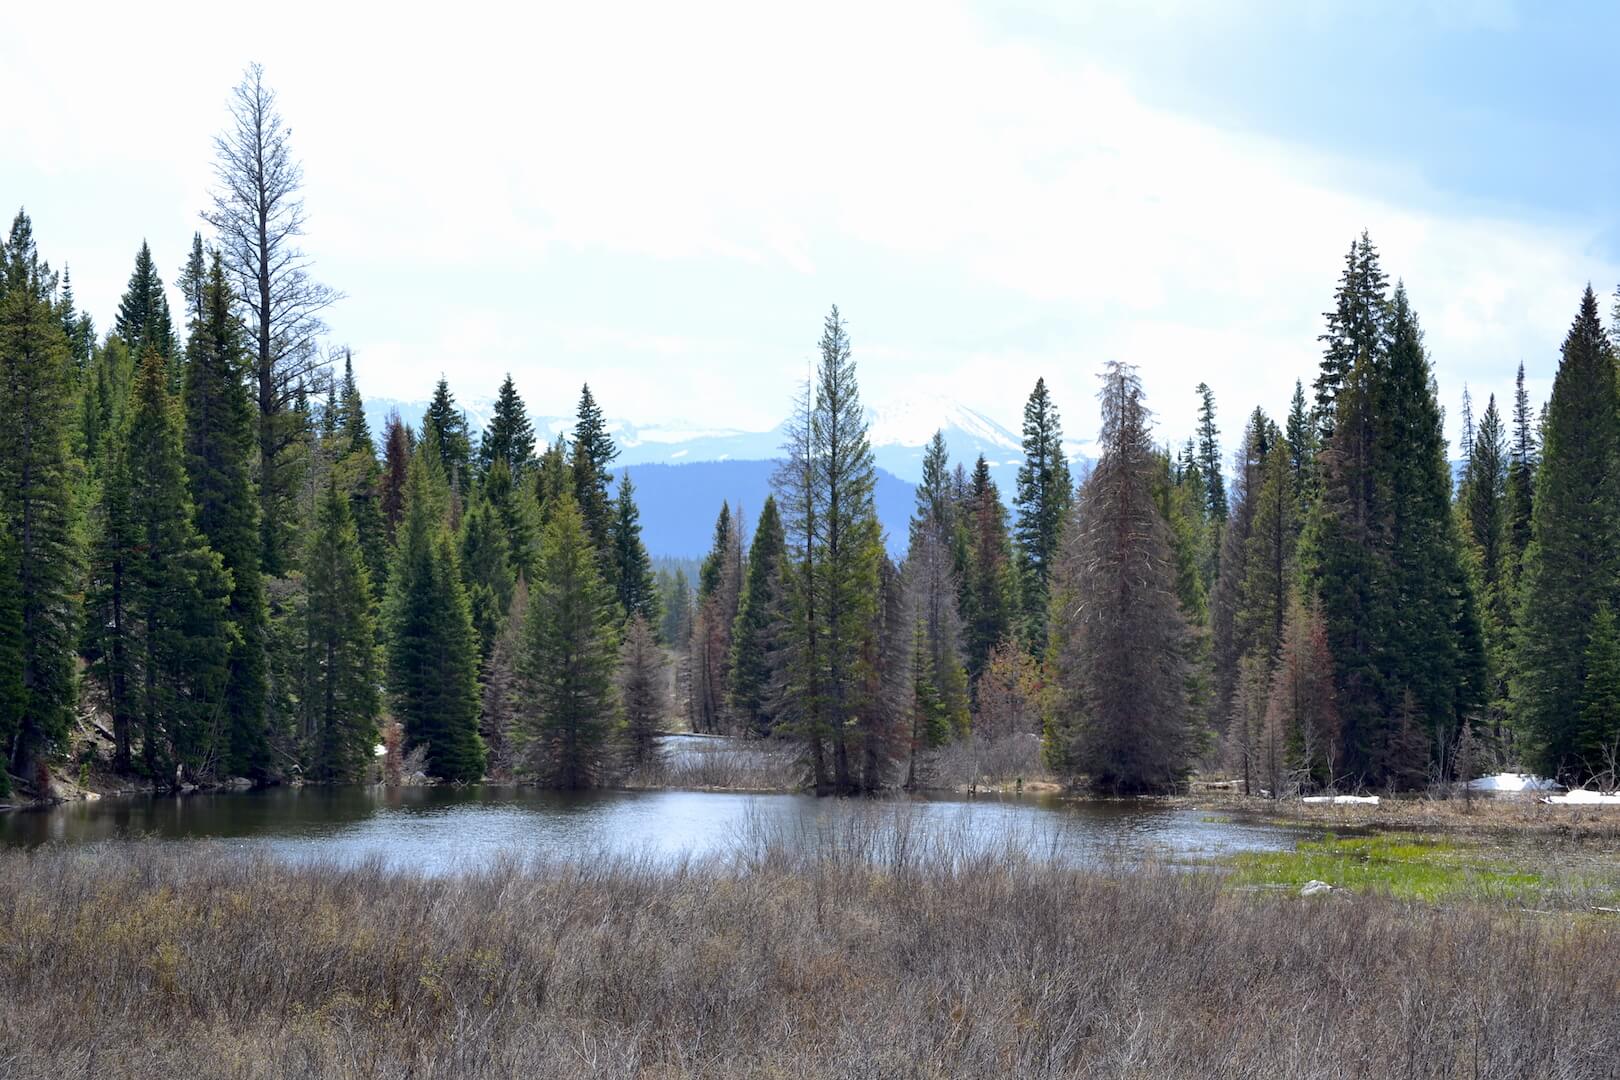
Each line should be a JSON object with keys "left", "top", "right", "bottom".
{"left": 907, "top": 437, "right": 972, "bottom": 740}
{"left": 1461, "top": 393, "right": 1511, "bottom": 731}
{"left": 478, "top": 374, "right": 537, "bottom": 483}
{"left": 1284, "top": 379, "right": 1316, "bottom": 531}
{"left": 303, "top": 479, "right": 380, "bottom": 781}
{"left": 730, "top": 496, "right": 789, "bottom": 736}
{"left": 1515, "top": 287, "right": 1620, "bottom": 779}
{"left": 483, "top": 457, "right": 537, "bottom": 585}
{"left": 183, "top": 253, "right": 270, "bottom": 778}
{"left": 571, "top": 384, "right": 619, "bottom": 557}
{"left": 1505, "top": 362, "right": 1538, "bottom": 595}
{"left": 1049, "top": 362, "right": 1192, "bottom": 794}
{"left": 692, "top": 503, "right": 742, "bottom": 733}
{"left": 609, "top": 471, "right": 659, "bottom": 625}
{"left": 385, "top": 456, "right": 485, "bottom": 782}
{"left": 1013, "top": 378, "right": 1072, "bottom": 652}
{"left": 1315, "top": 231, "right": 1388, "bottom": 443}
{"left": 114, "top": 241, "right": 177, "bottom": 365}
{"left": 0, "top": 211, "right": 80, "bottom": 776}
{"left": 1210, "top": 411, "right": 1271, "bottom": 729}
{"left": 458, "top": 487, "right": 515, "bottom": 662}
{"left": 619, "top": 614, "right": 667, "bottom": 770}
{"left": 122, "top": 352, "right": 233, "bottom": 780}
{"left": 958, "top": 455, "right": 1017, "bottom": 684}
{"left": 521, "top": 493, "right": 620, "bottom": 788}
{"left": 379, "top": 411, "right": 411, "bottom": 543}
{"left": 176, "top": 233, "right": 209, "bottom": 330}
{"left": 421, "top": 376, "right": 473, "bottom": 497}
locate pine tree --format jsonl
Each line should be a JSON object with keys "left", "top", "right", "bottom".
{"left": 1315, "top": 231, "right": 1388, "bottom": 443}
{"left": 0, "top": 528, "right": 24, "bottom": 796}
{"left": 56, "top": 267, "right": 95, "bottom": 375}
{"left": 1284, "top": 379, "right": 1316, "bottom": 530}
{"left": 479, "top": 578, "right": 528, "bottom": 777}
{"left": 114, "top": 241, "right": 177, "bottom": 364}
{"left": 1235, "top": 428, "right": 1294, "bottom": 672}
{"left": 609, "top": 471, "right": 659, "bottom": 624}
{"left": 0, "top": 211, "right": 80, "bottom": 776}
{"left": 330, "top": 358, "right": 387, "bottom": 599}
{"left": 1505, "top": 362, "right": 1537, "bottom": 595}
{"left": 385, "top": 456, "right": 485, "bottom": 782}
{"left": 661, "top": 567, "right": 692, "bottom": 648}
{"left": 730, "top": 496, "right": 789, "bottom": 736}
{"left": 122, "top": 352, "right": 233, "bottom": 780}
{"left": 1049, "top": 362, "right": 1192, "bottom": 794}
{"left": 1210, "top": 411, "right": 1271, "bottom": 728}
{"left": 421, "top": 376, "right": 473, "bottom": 498}
{"left": 1461, "top": 393, "right": 1511, "bottom": 731}
{"left": 1577, "top": 604, "right": 1620, "bottom": 779}
{"left": 1516, "top": 287, "right": 1620, "bottom": 780}
{"left": 619, "top": 614, "right": 667, "bottom": 770}
{"left": 1013, "top": 378, "right": 1072, "bottom": 652}
{"left": 1194, "top": 382, "right": 1228, "bottom": 523}
{"left": 479, "top": 374, "right": 537, "bottom": 483}
{"left": 183, "top": 253, "right": 270, "bottom": 778}
{"left": 693, "top": 503, "right": 742, "bottom": 733}
{"left": 303, "top": 479, "right": 379, "bottom": 781}
{"left": 1264, "top": 592, "right": 1340, "bottom": 789}
{"left": 958, "top": 455, "right": 1017, "bottom": 684}
{"left": 458, "top": 487, "right": 515, "bottom": 662}
{"left": 521, "top": 493, "right": 620, "bottom": 788}
{"left": 176, "top": 233, "right": 209, "bottom": 330}
{"left": 379, "top": 411, "right": 411, "bottom": 543}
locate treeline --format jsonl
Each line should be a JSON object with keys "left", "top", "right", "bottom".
{"left": 4, "top": 68, "right": 1619, "bottom": 798}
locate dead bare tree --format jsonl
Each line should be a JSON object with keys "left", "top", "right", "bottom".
{"left": 203, "top": 62, "right": 342, "bottom": 574}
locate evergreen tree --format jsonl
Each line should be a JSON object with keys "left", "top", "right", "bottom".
{"left": 1194, "top": 382, "right": 1228, "bottom": 523}
{"left": 385, "top": 456, "right": 485, "bottom": 782}
{"left": 693, "top": 503, "right": 742, "bottom": 733}
{"left": 175, "top": 233, "right": 209, "bottom": 330}
{"left": 1515, "top": 287, "right": 1620, "bottom": 780}
{"left": 1013, "top": 377, "right": 1072, "bottom": 651}
{"left": 906, "top": 444, "right": 972, "bottom": 740}
{"left": 533, "top": 435, "right": 572, "bottom": 524}
{"left": 56, "top": 267, "right": 95, "bottom": 374}
{"left": 1314, "top": 231, "right": 1388, "bottom": 443}
{"left": 121, "top": 353, "right": 233, "bottom": 780}
{"left": 1284, "top": 379, "right": 1316, "bottom": 531}
{"left": 420, "top": 376, "right": 473, "bottom": 497}
{"left": 1049, "top": 362, "right": 1193, "bottom": 794}
{"left": 660, "top": 566, "right": 693, "bottom": 647}
{"left": 571, "top": 384, "right": 619, "bottom": 556}
{"left": 1576, "top": 604, "right": 1620, "bottom": 778}
{"left": 619, "top": 613, "right": 667, "bottom": 770}
{"left": 0, "top": 211, "right": 80, "bottom": 776}
{"left": 183, "top": 253, "right": 270, "bottom": 778}
{"left": 114, "top": 240, "right": 177, "bottom": 363}
{"left": 1461, "top": 393, "right": 1511, "bottom": 731}
{"left": 1505, "top": 361, "right": 1537, "bottom": 595}
{"left": 521, "top": 493, "right": 620, "bottom": 788}
{"left": 458, "top": 487, "right": 515, "bottom": 662}
{"left": 730, "top": 496, "right": 789, "bottom": 736}
{"left": 379, "top": 411, "right": 410, "bottom": 542}
{"left": 1210, "top": 411, "right": 1271, "bottom": 728}
{"left": 330, "top": 358, "right": 387, "bottom": 599}
{"left": 1235, "top": 428, "right": 1295, "bottom": 672}
{"left": 1264, "top": 592, "right": 1340, "bottom": 789}
{"left": 478, "top": 374, "right": 537, "bottom": 482}
{"left": 609, "top": 471, "right": 659, "bottom": 624}
{"left": 479, "top": 579, "right": 527, "bottom": 777}
{"left": 958, "top": 455, "right": 1017, "bottom": 684}
{"left": 303, "top": 479, "right": 379, "bottom": 781}
{"left": 0, "top": 529, "right": 24, "bottom": 795}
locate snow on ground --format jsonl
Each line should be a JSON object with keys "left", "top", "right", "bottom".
{"left": 1467, "top": 772, "right": 1561, "bottom": 793}
{"left": 1545, "top": 789, "right": 1620, "bottom": 806}
{"left": 1300, "top": 795, "right": 1380, "bottom": 805}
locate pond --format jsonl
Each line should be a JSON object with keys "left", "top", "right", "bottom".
{"left": 0, "top": 784, "right": 1315, "bottom": 873}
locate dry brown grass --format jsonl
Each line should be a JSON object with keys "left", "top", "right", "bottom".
{"left": 2, "top": 831, "right": 1619, "bottom": 1078}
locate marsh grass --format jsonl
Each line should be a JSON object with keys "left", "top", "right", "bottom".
{"left": 3, "top": 822, "right": 1620, "bottom": 1078}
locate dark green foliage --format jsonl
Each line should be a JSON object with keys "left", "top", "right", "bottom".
{"left": 532, "top": 436, "right": 572, "bottom": 525}
{"left": 114, "top": 241, "right": 177, "bottom": 363}
{"left": 0, "top": 211, "right": 80, "bottom": 775}
{"left": 571, "top": 384, "right": 619, "bottom": 557}
{"left": 483, "top": 458, "right": 537, "bottom": 585}
{"left": 619, "top": 614, "right": 666, "bottom": 770}
{"left": 303, "top": 480, "right": 379, "bottom": 782}
{"left": 730, "top": 496, "right": 788, "bottom": 735}
{"left": 0, "top": 529, "right": 24, "bottom": 795}
{"left": 699, "top": 503, "right": 733, "bottom": 602}
{"left": 1515, "top": 287, "right": 1620, "bottom": 780}
{"left": 1284, "top": 379, "right": 1315, "bottom": 531}
{"left": 55, "top": 267, "right": 95, "bottom": 375}
{"left": 121, "top": 353, "right": 233, "bottom": 780}
{"left": 958, "top": 455, "right": 1017, "bottom": 684}
{"left": 183, "top": 254, "right": 270, "bottom": 778}
{"left": 1314, "top": 231, "right": 1388, "bottom": 443}
{"left": 1460, "top": 393, "right": 1511, "bottom": 729}
{"left": 1575, "top": 603, "right": 1620, "bottom": 776}
{"left": 1194, "top": 383, "right": 1227, "bottom": 523}
{"left": 1013, "top": 378, "right": 1072, "bottom": 652}
{"left": 1505, "top": 362, "right": 1537, "bottom": 596}
{"left": 479, "top": 374, "right": 537, "bottom": 483}
{"left": 660, "top": 567, "right": 693, "bottom": 647}
{"left": 420, "top": 377, "right": 473, "bottom": 498}
{"left": 175, "top": 233, "right": 208, "bottom": 329}
{"left": 385, "top": 457, "right": 485, "bottom": 782}
{"left": 459, "top": 488, "right": 515, "bottom": 662}
{"left": 521, "top": 493, "right": 620, "bottom": 789}
{"left": 609, "top": 471, "right": 659, "bottom": 625}
{"left": 379, "top": 411, "right": 410, "bottom": 543}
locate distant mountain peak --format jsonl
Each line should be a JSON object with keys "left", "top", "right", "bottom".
{"left": 864, "top": 391, "right": 1022, "bottom": 455}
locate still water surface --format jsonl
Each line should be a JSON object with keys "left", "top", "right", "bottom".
{"left": 0, "top": 785, "right": 1312, "bottom": 873}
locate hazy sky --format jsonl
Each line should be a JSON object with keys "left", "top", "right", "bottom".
{"left": 5, "top": 0, "right": 1619, "bottom": 454}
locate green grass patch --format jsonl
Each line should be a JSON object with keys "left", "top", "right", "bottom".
{"left": 1225, "top": 834, "right": 1549, "bottom": 903}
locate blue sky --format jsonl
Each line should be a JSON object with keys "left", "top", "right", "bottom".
{"left": 3, "top": 0, "right": 1616, "bottom": 456}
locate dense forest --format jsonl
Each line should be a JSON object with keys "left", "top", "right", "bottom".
{"left": 3, "top": 66, "right": 1618, "bottom": 799}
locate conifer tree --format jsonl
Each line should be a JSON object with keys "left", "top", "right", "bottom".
{"left": 1505, "top": 362, "right": 1537, "bottom": 594}
{"left": 1264, "top": 592, "right": 1340, "bottom": 789}
{"left": 330, "top": 358, "right": 387, "bottom": 598}
{"left": 1314, "top": 231, "right": 1388, "bottom": 442}
{"left": 958, "top": 455, "right": 1017, "bottom": 684}
{"left": 483, "top": 457, "right": 537, "bottom": 584}
{"left": 0, "top": 211, "right": 80, "bottom": 776}
{"left": 385, "top": 457, "right": 485, "bottom": 782}
{"left": 1013, "top": 378, "right": 1072, "bottom": 651}
{"left": 1210, "top": 411, "right": 1271, "bottom": 728}
{"left": 693, "top": 503, "right": 742, "bottom": 733}
{"left": 176, "top": 233, "right": 209, "bottom": 330}
{"left": 1461, "top": 393, "right": 1511, "bottom": 729}
{"left": 421, "top": 376, "right": 473, "bottom": 497}
{"left": 56, "top": 267, "right": 95, "bottom": 375}
{"left": 379, "top": 411, "right": 410, "bottom": 542}
{"left": 1284, "top": 379, "right": 1316, "bottom": 530}
{"left": 122, "top": 353, "right": 233, "bottom": 780}
{"left": 0, "top": 529, "right": 24, "bottom": 796}
{"left": 521, "top": 493, "right": 620, "bottom": 788}
{"left": 303, "top": 479, "right": 379, "bottom": 782}
{"left": 730, "top": 496, "right": 789, "bottom": 736}
{"left": 570, "top": 384, "right": 619, "bottom": 557}
{"left": 1049, "top": 362, "right": 1192, "bottom": 794}
{"left": 114, "top": 241, "right": 177, "bottom": 364}
{"left": 479, "top": 579, "right": 527, "bottom": 777}
{"left": 1515, "top": 287, "right": 1620, "bottom": 779}
{"left": 479, "top": 374, "right": 537, "bottom": 483}
{"left": 619, "top": 613, "right": 667, "bottom": 770}
{"left": 1194, "top": 382, "right": 1228, "bottom": 521}
{"left": 661, "top": 567, "right": 692, "bottom": 647}
{"left": 458, "top": 488, "right": 515, "bottom": 661}
{"left": 906, "top": 445, "right": 972, "bottom": 739}
{"left": 533, "top": 435, "right": 571, "bottom": 524}
{"left": 183, "top": 253, "right": 270, "bottom": 777}
{"left": 1235, "top": 429, "right": 1295, "bottom": 671}
{"left": 609, "top": 471, "right": 659, "bottom": 625}
{"left": 1577, "top": 604, "right": 1620, "bottom": 779}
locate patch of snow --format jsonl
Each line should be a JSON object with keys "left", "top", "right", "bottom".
{"left": 374, "top": 743, "right": 387, "bottom": 757}
{"left": 864, "top": 392, "right": 1022, "bottom": 453}
{"left": 1468, "top": 772, "right": 1560, "bottom": 793}
{"left": 1299, "top": 880, "right": 1334, "bottom": 897}
{"left": 1300, "top": 795, "right": 1380, "bottom": 805}
{"left": 1545, "top": 789, "right": 1620, "bottom": 806}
